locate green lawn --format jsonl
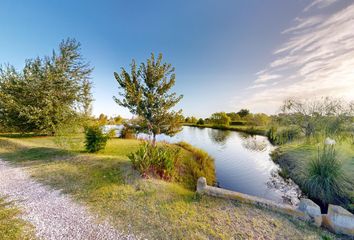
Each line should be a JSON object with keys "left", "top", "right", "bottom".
{"left": 0, "top": 136, "right": 338, "bottom": 239}
{"left": 0, "top": 198, "right": 33, "bottom": 240}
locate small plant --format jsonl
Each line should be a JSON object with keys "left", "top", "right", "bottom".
{"left": 129, "top": 142, "right": 180, "bottom": 180}
{"left": 129, "top": 142, "right": 151, "bottom": 174}
{"left": 84, "top": 125, "right": 109, "bottom": 153}
{"left": 303, "top": 144, "right": 349, "bottom": 206}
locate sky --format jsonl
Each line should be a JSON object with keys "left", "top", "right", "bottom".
{"left": 0, "top": 0, "right": 353, "bottom": 118}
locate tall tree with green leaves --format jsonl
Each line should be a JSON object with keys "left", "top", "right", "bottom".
{"left": 114, "top": 53, "right": 183, "bottom": 145}
{"left": 237, "top": 109, "right": 250, "bottom": 118}
{"left": 0, "top": 38, "right": 93, "bottom": 134}
{"left": 210, "top": 112, "right": 231, "bottom": 126}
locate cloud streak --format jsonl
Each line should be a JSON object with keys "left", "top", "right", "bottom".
{"left": 303, "top": 0, "right": 339, "bottom": 12}
{"left": 243, "top": 1, "right": 354, "bottom": 113}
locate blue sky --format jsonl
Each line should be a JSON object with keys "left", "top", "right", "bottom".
{"left": 1, "top": 0, "right": 353, "bottom": 118}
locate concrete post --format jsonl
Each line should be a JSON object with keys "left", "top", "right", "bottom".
{"left": 197, "top": 177, "right": 207, "bottom": 193}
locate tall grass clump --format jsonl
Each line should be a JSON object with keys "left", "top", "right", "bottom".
{"left": 129, "top": 141, "right": 216, "bottom": 189}
{"left": 84, "top": 125, "right": 109, "bottom": 153}
{"left": 176, "top": 142, "right": 216, "bottom": 187}
{"left": 303, "top": 144, "right": 350, "bottom": 208}
{"left": 129, "top": 142, "right": 181, "bottom": 180}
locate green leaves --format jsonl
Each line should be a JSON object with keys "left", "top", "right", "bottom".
{"left": 129, "top": 142, "right": 180, "bottom": 180}
{"left": 113, "top": 53, "right": 183, "bottom": 142}
{"left": 210, "top": 112, "right": 231, "bottom": 126}
{"left": 84, "top": 125, "right": 109, "bottom": 153}
{"left": 303, "top": 145, "right": 351, "bottom": 206}
{"left": 0, "top": 38, "right": 93, "bottom": 134}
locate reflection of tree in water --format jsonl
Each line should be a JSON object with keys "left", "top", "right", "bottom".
{"left": 208, "top": 129, "right": 231, "bottom": 145}
{"left": 240, "top": 135, "right": 268, "bottom": 152}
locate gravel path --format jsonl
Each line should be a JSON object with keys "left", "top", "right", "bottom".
{"left": 0, "top": 159, "right": 137, "bottom": 240}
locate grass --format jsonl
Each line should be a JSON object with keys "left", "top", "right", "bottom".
{"left": 184, "top": 123, "right": 268, "bottom": 136}
{"left": 0, "top": 136, "right": 340, "bottom": 239}
{"left": 272, "top": 139, "right": 354, "bottom": 212}
{"left": 0, "top": 198, "right": 33, "bottom": 240}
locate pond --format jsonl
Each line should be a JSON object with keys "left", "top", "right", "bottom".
{"left": 140, "top": 126, "right": 301, "bottom": 205}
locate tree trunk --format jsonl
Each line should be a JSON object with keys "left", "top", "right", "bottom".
{"left": 151, "top": 133, "right": 157, "bottom": 147}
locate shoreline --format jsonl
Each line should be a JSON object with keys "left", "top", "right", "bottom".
{"left": 182, "top": 123, "right": 268, "bottom": 136}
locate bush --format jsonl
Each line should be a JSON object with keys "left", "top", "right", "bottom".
{"left": 84, "top": 125, "right": 109, "bottom": 153}
{"left": 267, "top": 126, "right": 300, "bottom": 145}
{"left": 196, "top": 118, "right": 204, "bottom": 125}
{"left": 210, "top": 112, "right": 231, "bottom": 126}
{"left": 129, "top": 142, "right": 181, "bottom": 180}
{"left": 120, "top": 124, "right": 136, "bottom": 139}
{"left": 129, "top": 141, "right": 216, "bottom": 189}
{"left": 303, "top": 144, "right": 350, "bottom": 207}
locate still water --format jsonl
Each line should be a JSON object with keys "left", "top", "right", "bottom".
{"left": 140, "top": 126, "right": 301, "bottom": 205}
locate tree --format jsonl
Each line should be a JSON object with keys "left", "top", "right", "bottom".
{"left": 190, "top": 116, "right": 198, "bottom": 124}
{"left": 97, "top": 113, "right": 108, "bottom": 125}
{"left": 250, "top": 113, "right": 270, "bottom": 126}
{"left": 114, "top": 53, "right": 183, "bottom": 145}
{"left": 0, "top": 38, "right": 93, "bottom": 134}
{"left": 197, "top": 118, "right": 205, "bottom": 125}
{"left": 113, "top": 115, "right": 123, "bottom": 124}
{"left": 281, "top": 97, "right": 352, "bottom": 138}
{"left": 210, "top": 112, "right": 231, "bottom": 126}
{"left": 237, "top": 109, "right": 250, "bottom": 118}
{"left": 226, "top": 112, "right": 241, "bottom": 121}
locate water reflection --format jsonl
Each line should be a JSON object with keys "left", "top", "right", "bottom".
{"left": 138, "top": 126, "right": 301, "bottom": 205}
{"left": 208, "top": 129, "right": 231, "bottom": 145}
{"left": 241, "top": 135, "right": 268, "bottom": 152}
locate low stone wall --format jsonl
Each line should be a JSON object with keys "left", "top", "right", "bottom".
{"left": 322, "top": 205, "right": 354, "bottom": 236}
{"left": 196, "top": 177, "right": 354, "bottom": 237}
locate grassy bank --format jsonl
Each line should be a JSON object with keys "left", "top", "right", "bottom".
{"left": 0, "top": 198, "right": 33, "bottom": 240}
{"left": 183, "top": 123, "right": 268, "bottom": 136}
{"left": 0, "top": 136, "right": 337, "bottom": 239}
{"left": 272, "top": 140, "right": 354, "bottom": 212}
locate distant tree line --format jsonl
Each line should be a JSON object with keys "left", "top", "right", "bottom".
{"left": 184, "top": 109, "right": 271, "bottom": 127}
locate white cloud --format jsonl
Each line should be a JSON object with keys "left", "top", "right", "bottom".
{"left": 247, "top": 83, "right": 267, "bottom": 89}
{"left": 282, "top": 16, "right": 323, "bottom": 34}
{"left": 243, "top": 2, "right": 354, "bottom": 113}
{"left": 255, "top": 73, "right": 281, "bottom": 83}
{"left": 303, "top": 0, "right": 338, "bottom": 12}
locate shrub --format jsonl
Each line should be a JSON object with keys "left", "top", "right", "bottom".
{"left": 120, "top": 124, "right": 136, "bottom": 139}
{"left": 129, "top": 142, "right": 180, "bottom": 180}
{"left": 84, "top": 125, "right": 109, "bottom": 153}
{"left": 130, "top": 141, "right": 216, "bottom": 188}
{"left": 267, "top": 126, "right": 300, "bottom": 145}
{"left": 210, "top": 112, "right": 231, "bottom": 126}
{"left": 196, "top": 118, "right": 204, "bottom": 125}
{"left": 303, "top": 144, "right": 350, "bottom": 207}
